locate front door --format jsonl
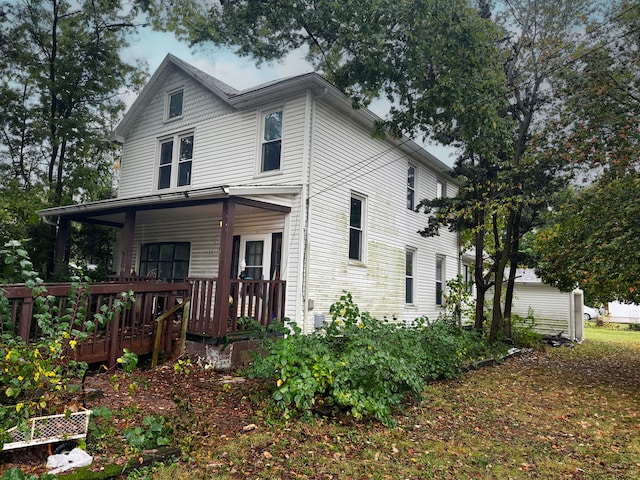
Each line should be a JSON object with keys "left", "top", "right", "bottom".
{"left": 239, "top": 234, "right": 271, "bottom": 280}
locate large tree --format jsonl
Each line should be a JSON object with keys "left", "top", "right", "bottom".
{"left": 533, "top": 0, "right": 640, "bottom": 304}
{"left": 0, "top": 0, "right": 146, "bottom": 274}
{"left": 534, "top": 175, "right": 640, "bottom": 305}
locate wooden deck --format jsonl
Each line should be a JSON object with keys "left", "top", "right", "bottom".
{"left": 1, "top": 277, "right": 286, "bottom": 367}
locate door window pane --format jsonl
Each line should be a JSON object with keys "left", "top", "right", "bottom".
{"left": 244, "top": 240, "right": 264, "bottom": 280}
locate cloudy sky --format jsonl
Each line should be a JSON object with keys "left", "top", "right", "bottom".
{"left": 121, "top": 28, "right": 457, "bottom": 166}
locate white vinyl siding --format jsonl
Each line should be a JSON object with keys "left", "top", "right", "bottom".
{"left": 118, "top": 67, "right": 308, "bottom": 197}
{"left": 305, "top": 101, "right": 459, "bottom": 326}
{"left": 510, "top": 283, "right": 581, "bottom": 339}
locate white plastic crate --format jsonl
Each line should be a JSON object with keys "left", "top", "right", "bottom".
{"left": 3, "top": 408, "right": 92, "bottom": 451}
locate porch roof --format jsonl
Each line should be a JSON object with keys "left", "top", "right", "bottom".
{"left": 38, "top": 185, "right": 300, "bottom": 227}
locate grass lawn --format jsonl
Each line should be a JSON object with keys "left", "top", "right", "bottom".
{"left": 147, "top": 333, "right": 640, "bottom": 480}
{"left": 4, "top": 330, "right": 639, "bottom": 479}
{"left": 585, "top": 323, "right": 640, "bottom": 345}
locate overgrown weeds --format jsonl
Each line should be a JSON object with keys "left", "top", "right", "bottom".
{"left": 247, "top": 292, "right": 507, "bottom": 425}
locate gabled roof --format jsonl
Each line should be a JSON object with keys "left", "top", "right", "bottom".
{"left": 114, "top": 54, "right": 239, "bottom": 141}
{"left": 114, "top": 54, "right": 453, "bottom": 175}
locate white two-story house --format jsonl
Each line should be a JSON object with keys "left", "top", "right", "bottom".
{"left": 40, "top": 54, "right": 459, "bottom": 339}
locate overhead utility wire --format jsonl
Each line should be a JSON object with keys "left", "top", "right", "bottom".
{"left": 309, "top": 4, "right": 640, "bottom": 200}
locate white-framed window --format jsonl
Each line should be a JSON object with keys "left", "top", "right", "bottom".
{"left": 436, "top": 180, "right": 446, "bottom": 199}
{"left": 463, "top": 263, "right": 473, "bottom": 293}
{"left": 166, "top": 89, "right": 184, "bottom": 120}
{"left": 406, "top": 248, "right": 416, "bottom": 304}
{"left": 260, "top": 108, "right": 283, "bottom": 172}
{"left": 157, "top": 132, "right": 194, "bottom": 190}
{"left": 349, "top": 192, "right": 366, "bottom": 262}
{"left": 407, "top": 164, "right": 416, "bottom": 210}
{"left": 436, "top": 255, "right": 445, "bottom": 306}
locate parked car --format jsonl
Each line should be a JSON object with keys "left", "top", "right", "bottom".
{"left": 583, "top": 305, "right": 601, "bottom": 321}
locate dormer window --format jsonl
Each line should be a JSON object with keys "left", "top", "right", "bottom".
{"left": 261, "top": 109, "right": 283, "bottom": 172}
{"left": 167, "top": 89, "right": 184, "bottom": 120}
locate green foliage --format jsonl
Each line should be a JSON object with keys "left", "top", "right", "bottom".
{"left": 117, "top": 348, "right": 139, "bottom": 374}
{"left": 123, "top": 415, "right": 172, "bottom": 452}
{"left": 440, "top": 274, "right": 475, "bottom": 329}
{"left": 173, "top": 357, "right": 192, "bottom": 375}
{"left": 0, "top": 0, "right": 147, "bottom": 276}
{"left": 248, "top": 292, "right": 489, "bottom": 426}
{"left": 0, "top": 241, "right": 133, "bottom": 448}
{"left": 1, "top": 242, "right": 90, "bottom": 445}
{"left": 535, "top": 174, "right": 640, "bottom": 305}
{"left": 0, "top": 469, "right": 56, "bottom": 480}
{"left": 510, "top": 309, "right": 543, "bottom": 348}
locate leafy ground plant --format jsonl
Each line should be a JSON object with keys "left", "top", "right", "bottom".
{"left": 2, "top": 328, "right": 639, "bottom": 478}
{"left": 247, "top": 292, "right": 492, "bottom": 425}
{"left": 1, "top": 242, "right": 89, "bottom": 447}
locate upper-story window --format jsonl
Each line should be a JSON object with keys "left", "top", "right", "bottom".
{"left": 436, "top": 180, "right": 446, "bottom": 199}
{"left": 349, "top": 193, "right": 366, "bottom": 262}
{"left": 167, "top": 89, "right": 184, "bottom": 120}
{"left": 261, "top": 109, "right": 283, "bottom": 172}
{"left": 157, "top": 133, "right": 193, "bottom": 190}
{"left": 407, "top": 164, "right": 416, "bottom": 210}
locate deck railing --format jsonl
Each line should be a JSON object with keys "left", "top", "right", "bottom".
{"left": 2, "top": 277, "right": 286, "bottom": 365}
{"left": 1, "top": 281, "right": 189, "bottom": 367}
{"left": 187, "top": 277, "right": 287, "bottom": 337}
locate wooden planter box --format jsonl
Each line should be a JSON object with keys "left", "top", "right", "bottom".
{"left": 2, "top": 408, "right": 92, "bottom": 451}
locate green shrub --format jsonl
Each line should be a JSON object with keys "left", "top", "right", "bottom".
{"left": 247, "top": 292, "right": 485, "bottom": 425}
{"left": 511, "top": 308, "right": 543, "bottom": 348}
{"left": 123, "top": 415, "right": 172, "bottom": 452}
{"left": 0, "top": 240, "right": 132, "bottom": 448}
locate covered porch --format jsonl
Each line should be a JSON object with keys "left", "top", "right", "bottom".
{"left": 30, "top": 186, "right": 299, "bottom": 364}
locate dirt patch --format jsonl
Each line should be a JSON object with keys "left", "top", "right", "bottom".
{"left": 0, "top": 361, "right": 269, "bottom": 476}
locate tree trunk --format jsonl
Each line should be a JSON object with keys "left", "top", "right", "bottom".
{"left": 488, "top": 211, "right": 515, "bottom": 343}
{"left": 474, "top": 206, "right": 486, "bottom": 332}
{"left": 503, "top": 211, "right": 522, "bottom": 339}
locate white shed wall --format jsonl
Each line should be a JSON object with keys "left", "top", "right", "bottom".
{"left": 511, "top": 283, "right": 580, "bottom": 339}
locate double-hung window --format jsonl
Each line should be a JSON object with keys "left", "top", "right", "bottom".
{"left": 261, "top": 109, "right": 283, "bottom": 172}
{"left": 157, "top": 133, "right": 193, "bottom": 190}
{"left": 436, "top": 180, "right": 446, "bottom": 199}
{"left": 406, "top": 248, "right": 416, "bottom": 304}
{"left": 436, "top": 256, "right": 445, "bottom": 306}
{"left": 407, "top": 165, "right": 416, "bottom": 210}
{"left": 349, "top": 193, "right": 366, "bottom": 262}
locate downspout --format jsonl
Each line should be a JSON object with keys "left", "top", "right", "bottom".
{"left": 301, "top": 88, "right": 327, "bottom": 333}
